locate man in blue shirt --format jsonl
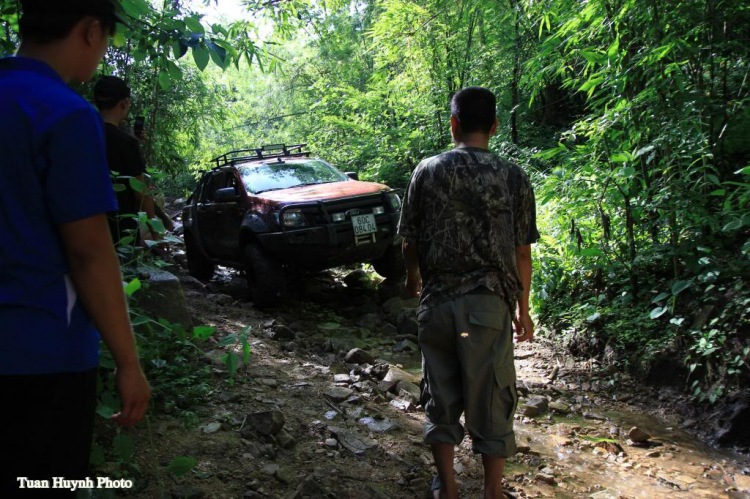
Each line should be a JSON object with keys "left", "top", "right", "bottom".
{"left": 0, "top": 0, "right": 151, "bottom": 494}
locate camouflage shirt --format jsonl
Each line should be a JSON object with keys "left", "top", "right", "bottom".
{"left": 398, "top": 146, "right": 540, "bottom": 311}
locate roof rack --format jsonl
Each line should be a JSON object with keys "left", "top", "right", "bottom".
{"left": 211, "top": 143, "right": 310, "bottom": 168}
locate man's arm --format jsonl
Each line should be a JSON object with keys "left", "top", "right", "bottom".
{"left": 403, "top": 239, "right": 421, "bottom": 298}
{"left": 59, "top": 214, "right": 151, "bottom": 426}
{"left": 514, "top": 244, "right": 534, "bottom": 342}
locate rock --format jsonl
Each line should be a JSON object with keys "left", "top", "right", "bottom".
{"left": 171, "top": 485, "right": 205, "bottom": 499}
{"left": 365, "top": 363, "right": 389, "bottom": 380}
{"left": 395, "top": 339, "right": 419, "bottom": 353}
{"left": 715, "top": 392, "right": 750, "bottom": 447}
{"left": 334, "top": 374, "right": 351, "bottom": 383}
{"left": 523, "top": 405, "right": 541, "bottom": 417}
{"left": 275, "top": 467, "right": 295, "bottom": 485}
{"left": 139, "top": 269, "right": 192, "bottom": 327}
{"left": 378, "top": 280, "right": 406, "bottom": 302}
{"left": 344, "top": 269, "right": 370, "bottom": 288}
{"left": 383, "top": 365, "right": 421, "bottom": 385}
{"left": 257, "top": 378, "right": 278, "bottom": 388}
{"left": 549, "top": 401, "right": 570, "bottom": 414}
{"left": 390, "top": 398, "right": 413, "bottom": 412}
{"left": 526, "top": 397, "right": 548, "bottom": 415}
{"left": 359, "top": 416, "right": 398, "bottom": 433}
{"left": 383, "top": 297, "right": 419, "bottom": 324}
{"left": 583, "top": 411, "right": 607, "bottom": 421}
{"left": 293, "top": 475, "right": 326, "bottom": 498}
{"left": 244, "top": 410, "right": 285, "bottom": 437}
{"left": 243, "top": 441, "right": 261, "bottom": 458}
{"left": 396, "top": 308, "right": 418, "bottom": 336}
{"left": 382, "top": 323, "right": 398, "bottom": 336}
{"left": 595, "top": 441, "right": 625, "bottom": 455}
{"left": 735, "top": 474, "right": 750, "bottom": 492}
{"left": 645, "top": 450, "right": 661, "bottom": 458}
{"left": 323, "top": 386, "right": 354, "bottom": 402}
{"left": 261, "top": 464, "right": 280, "bottom": 476}
{"left": 177, "top": 274, "right": 206, "bottom": 289}
{"left": 218, "top": 392, "right": 242, "bottom": 403}
{"left": 345, "top": 348, "right": 376, "bottom": 365}
{"left": 627, "top": 426, "right": 651, "bottom": 443}
{"left": 328, "top": 426, "right": 377, "bottom": 455}
{"left": 356, "top": 313, "right": 383, "bottom": 331}
{"left": 269, "top": 325, "right": 296, "bottom": 341}
{"left": 534, "top": 473, "right": 556, "bottom": 486}
{"left": 208, "top": 293, "right": 234, "bottom": 306}
{"left": 276, "top": 429, "right": 296, "bottom": 449}
{"left": 397, "top": 381, "right": 421, "bottom": 401}
{"left": 200, "top": 421, "right": 222, "bottom": 434}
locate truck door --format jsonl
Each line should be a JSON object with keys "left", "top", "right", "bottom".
{"left": 196, "top": 170, "right": 245, "bottom": 261}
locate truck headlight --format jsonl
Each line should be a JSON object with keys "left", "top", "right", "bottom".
{"left": 372, "top": 206, "right": 385, "bottom": 215}
{"left": 387, "top": 193, "right": 402, "bottom": 211}
{"left": 282, "top": 210, "right": 306, "bottom": 228}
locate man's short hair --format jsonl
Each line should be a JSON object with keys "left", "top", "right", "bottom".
{"left": 451, "top": 87, "right": 497, "bottom": 134}
{"left": 94, "top": 76, "right": 131, "bottom": 111}
{"left": 19, "top": 0, "right": 126, "bottom": 44}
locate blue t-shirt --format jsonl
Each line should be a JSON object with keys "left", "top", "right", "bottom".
{"left": 0, "top": 57, "right": 118, "bottom": 375}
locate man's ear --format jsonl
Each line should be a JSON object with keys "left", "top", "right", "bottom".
{"left": 489, "top": 117, "right": 499, "bottom": 137}
{"left": 450, "top": 115, "right": 460, "bottom": 138}
{"left": 82, "top": 18, "right": 104, "bottom": 47}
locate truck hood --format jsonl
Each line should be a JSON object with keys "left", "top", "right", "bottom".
{"left": 257, "top": 180, "right": 389, "bottom": 204}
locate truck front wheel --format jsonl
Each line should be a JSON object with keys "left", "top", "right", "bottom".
{"left": 244, "top": 244, "right": 286, "bottom": 307}
{"left": 185, "top": 232, "right": 215, "bottom": 280}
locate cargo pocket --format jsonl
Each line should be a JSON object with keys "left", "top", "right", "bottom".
{"left": 490, "top": 363, "right": 518, "bottom": 434}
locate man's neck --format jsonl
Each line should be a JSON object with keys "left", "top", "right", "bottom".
{"left": 16, "top": 43, "right": 75, "bottom": 83}
{"left": 454, "top": 135, "right": 491, "bottom": 150}
{"left": 100, "top": 112, "right": 123, "bottom": 127}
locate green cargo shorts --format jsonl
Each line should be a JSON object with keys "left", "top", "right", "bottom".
{"left": 418, "top": 288, "right": 518, "bottom": 458}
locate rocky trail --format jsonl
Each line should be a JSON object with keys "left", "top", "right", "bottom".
{"left": 124, "top": 249, "right": 750, "bottom": 499}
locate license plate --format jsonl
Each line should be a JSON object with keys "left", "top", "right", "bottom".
{"left": 352, "top": 214, "right": 377, "bottom": 236}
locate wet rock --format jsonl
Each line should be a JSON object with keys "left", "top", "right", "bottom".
{"left": 359, "top": 416, "right": 398, "bottom": 433}
{"left": 139, "top": 269, "right": 192, "bottom": 327}
{"left": 523, "top": 405, "right": 541, "bottom": 417}
{"left": 328, "top": 426, "right": 377, "bottom": 455}
{"left": 345, "top": 348, "right": 376, "bottom": 365}
{"left": 177, "top": 275, "right": 206, "bottom": 289}
{"left": 269, "top": 325, "right": 296, "bottom": 341}
{"left": 243, "top": 410, "right": 285, "bottom": 437}
{"left": 365, "top": 363, "right": 390, "bottom": 380}
{"left": 527, "top": 397, "right": 549, "bottom": 412}
{"left": 334, "top": 374, "right": 351, "bottom": 383}
{"left": 595, "top": 440, "right": 625, "bottom": 455}
{"left": 397, "top": 381, "right": 421, "bottom": 401}
{"left": 383, "top": 365, "right": 421, "bottom": 385}
{"left": 627, "top": 426, "right": 651, "bottom": 443}
{"left": 324, "top": 386, "right": 354, "bottom": 402}
{"left": 171, "top": 485, "right": 205, "bottom": 499}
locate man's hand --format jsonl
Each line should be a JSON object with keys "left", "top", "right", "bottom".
{"left": 514, "top": 312, "right": 535, "bottom": 342}
{"left": 111, "top": 364, "right": 151, "bottom": 427}
{"left": 406, "top": 273, "right": 422, "bottom": 298}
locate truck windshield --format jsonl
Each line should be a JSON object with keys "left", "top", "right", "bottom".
{"left": 239, "top": 160, "right": 349, "bottom": 194}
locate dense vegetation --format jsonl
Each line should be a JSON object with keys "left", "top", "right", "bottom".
{"left": 2, "top": 0, "right": 748, "bottom": 403}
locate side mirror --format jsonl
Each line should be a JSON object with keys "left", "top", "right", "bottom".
{"left": 346, "top": 172, "right": 360, "bottom": 181}
{"left": 214, "top": 187, "right": 240, "bottom": 202}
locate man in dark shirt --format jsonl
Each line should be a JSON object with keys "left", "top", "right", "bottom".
{"left": 399, "top": 87, "right": 539, "bottom": 499}
{"left": 93, "top": 75, "right": 158, "bottom": 246}
{"left": 0, "top": 1, "right": 150, "bottom": 495}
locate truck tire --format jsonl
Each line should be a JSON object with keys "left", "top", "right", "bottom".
{"left": 244, "top": 244, "right": 286, "bottom": 307}
{"left": 372, "top": 244, "right": 406, "bottom": 281}
{"left": 185, "top": 232, "right": 214, "bottom": 280}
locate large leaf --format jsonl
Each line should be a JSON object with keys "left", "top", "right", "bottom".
{"left": 671, "top": 280, "right": 692, "bottom": 296}
{"left": 193, "top": 326, "right": 216, "bottom": 341}
{"left": 121, "top": 0, "right": 150, "bottom": 18}
{"left": 124, "top": 278, "right": 141, "bottom": 297}
{"left": 113, "top": 434, "right": 134, "bottom": 463}
{"left": 158, "top": 70, "right": 172, "bottom": 91}
{"left": 650, "top": 307, "right": 668, "bottom": 319}
{"left": 167, "top": 456, "right": 197, "bottom": 477}
{"left": 193, "top": 45, "right": 210, "bottom": 71}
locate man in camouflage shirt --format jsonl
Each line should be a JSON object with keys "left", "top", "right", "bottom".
{"left": 399, "top": 87, "right": 539, "bottom": 499}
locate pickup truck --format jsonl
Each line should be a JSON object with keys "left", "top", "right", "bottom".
{"left": 182, "top": 144, "right": 405, "bottom": 306}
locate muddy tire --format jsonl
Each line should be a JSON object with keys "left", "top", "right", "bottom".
{"left": 372, "top": 243, "right": 406, "bottom": 280}
{"left": 244, "top": 243, "right": 286, "bottom": 307}
{"left": 185, "top": 231, "right": 214, "bottom": 280}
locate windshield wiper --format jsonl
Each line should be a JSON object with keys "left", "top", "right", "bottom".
{"left": 255, "top": 181, "right": 338, "bottom": 194}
